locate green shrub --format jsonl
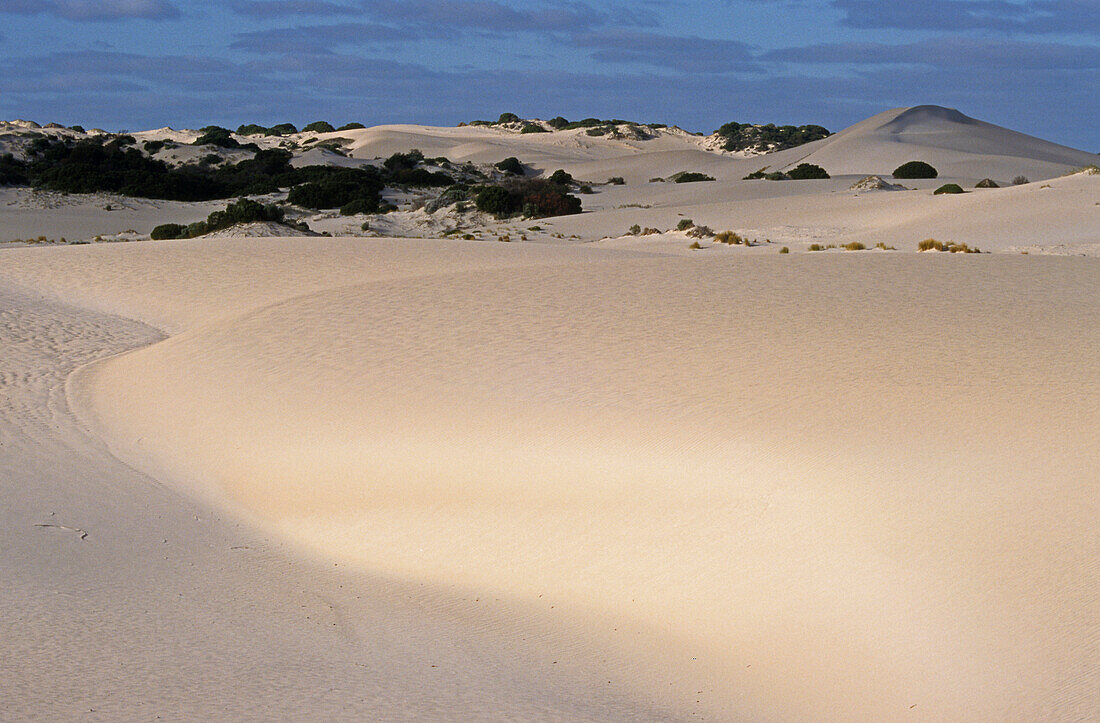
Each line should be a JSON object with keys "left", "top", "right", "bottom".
{"left": 495, "top": 157, "right": 524, "bottom": 175}
{"left": 787, "top": 163, "right": 829, "bottom": 180}
{"left": 546, "top": 116, "right": 569, "bottom": 130}
{"left": 520, "top": 123, "right": 548, "bottom": 134}
{"left": 341, "top": 198, "right": 376, "bottom": 215}
{"left": 779, "top": 246, "right": 790, "bottom": 254}
{"left": 608, "top": 176, "right": 625, "bottom": 185}
{"left": 1012, "top": 175, "right": 1029, "bottom": 185}
{"left": 893, "top": 161, "right": 938, "bottom": 179}
{"left": 628, "top": 224, "right": 641, "bottom": 235}
{"left": 808, "top": 243, "right": 825, "bottom": 251}
{"left": 337, "top": 122, "right": 366, "bottom": 131}
{"left": 676, "top": 218, "right": 694, "bottom": 231}
{"left": 143, "top": 140, "right": 165, "bottom": 153}
{"left": 236, "top": 124, "right": 269, "bottom": 135}
{"left": 933, "top": 183, "right": 965, "bottom": 194}
{"left": 475, "top": 179, "right": 581, "bottom": 219}
{"left": 743, "top": 168, "right": 769, "bottom": 180}
{"left": 303, "top": 121, "right": 336, "bottom": 133}
{"left": 69, "top": 125, "right": 85, "bottom": 133}
{"left": 150, "top": 223, "right": 185, "bottom": 240}
{"left": 194, "top": 126, "right": 236, "bottom": 147}
{"left": 671, "top": 172, "right": 715, "bottom": 183}
{"left": 548, "top": 169, "right": 573, "bottom": 186}
{"left": 715, "top": 122, "right": 831, "bottom": 152}
{"left": 268, "top": 123, "right": 298, "bottom": 136}
{"left": 975, "top": 178, "right": 999, "bottom": 188}
{"left": 497, "top": 112, "right": 521, "bottom": 124}
{"left": 688, "top": 241, "right": 703, "bottom": 249}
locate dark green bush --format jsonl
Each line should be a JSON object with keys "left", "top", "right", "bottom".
{"left": 497, "top": 113, "right": 521, "bottom": 124}
{"left": 69, "top": 125, "right": 85, "bottom": 133}
{"left": 787, "top": 163, "right": 830, "bottom": 180}
{"left": 0, "top": 153, "right": 28, "bottom": 185}
{"left": 893, "top": 161, "right": 938, "bottom": 179}
{"left": 494, "top": 157, "right": 524, "bottom": 175}
{"left": 714, "top": 122, "right": 831, "bottom": 152}
{"left": 383, "top": 149, "right": 424, "bottom": 172}
{"left": 607, "top": 176, "right": 625, "bottom": 185}
{"left": 287, "top": 167, "right": 384, "bottom": 210}
{"left": 337, "top": 122, "right": 366, "bottom": 131}
{"left": 672, "top": 172, "right": 715, "bottom": 183}
{"left": 303, "top": 121, "right": 336, "bottom": 133}
{"left": 475, "top": 179, "right": 581, "bottom": 219}
{"left": 546, "top": 116, "right": 569, "bottom": 130}
{"left": 520, "top": 123, "right": 548, "bottom": 134}
{"left": 150, "top": 223, "right": 185, "bottom": 240}
{"left": 143, "top": 140, "right": 165, "bottom": 153}
{"left": 340, "top": 198, "right": 377, "bottom": 215}
{"left": 548, "top": 169, "right": 573, "bottom": 186}
{"left": 975, "top": 178, "right": 999, "bottom": 188}
{"left": 268, "top": 123, "right": 298, "bottom": 136}
{"left": 194, "top": 126, "right": 240, "bottom": 148}
{"left": 933, "top": 183, "right": 965, "bottom": 194}
{"left": 236, "top": 124, "right": 269, "bottom": 135}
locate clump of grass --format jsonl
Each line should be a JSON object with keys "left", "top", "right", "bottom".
{"left": 640, "top": 227, "right": 661, "bottom": 235}
{"left": 688, "top": 240, "right": 703, "bottom": 250}
{"left": 918, "top": 238, "right": 982, "bottom": 253}
{"left": 714, "top": 230, "right": 744, "bottom": 245}
{"left": 843, "top": 241, "right": 866, "bottom": 251}
{"left": 779, "top": 246, "right": 790, "bottom": 254}
{"left": 676, "top": 218, "right": 694, "bottom": 231}
{"left": 687, "top": 225, "right": 714, "bottom": 238}
{"left": 808, "top": 243, "right": 825, "bottom": 252}
{"left": 874, "top": 242, "right": 896, "bottom": 250}
{"left": 607, "top": 176, "right": 625, "bottom": 185}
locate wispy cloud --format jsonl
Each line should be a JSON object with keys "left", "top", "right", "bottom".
{"left": 766, "top": 36, "right": 1100, "bottom": 70}
{"left": 572, "top": 30, "right": 759, "bottom": 73}
{"left": 0, "top": 0, "right": 181, "bottom": 21}
{"left": 833, "top": 0, "right": 1100, "bottom": 34}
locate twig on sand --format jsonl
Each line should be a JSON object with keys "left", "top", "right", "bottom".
{"left": 34, "top": 523, "right": 88, "bottom": 540}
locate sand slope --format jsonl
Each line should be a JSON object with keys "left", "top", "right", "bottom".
{"left": 3, "top": 238, "right": 1095, "bottom": 718}
{"left": 0, "top": 257, "right": 681, "bottom": 719}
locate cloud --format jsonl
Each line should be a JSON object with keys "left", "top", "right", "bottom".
{"left": 572, "top": 30, "right": 760, "bottom": 73}
{"left": 231, "top": 23, "right": 412, "bottom": 54}
{"left": 227, "top": 0, "right": 357, "bottom": 17}
{"left": 833, "top": 0, "right": 1100, "bottom": 34}
{"left": 765, "top": 36, "right": 1100, "bottom": 70}
{"left": 0, "top": 0, "right": 180, "bottom": 20}
{"left": 229, "top": 0, "right": 655, "bottom": 32}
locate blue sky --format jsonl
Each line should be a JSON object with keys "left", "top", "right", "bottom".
{"left": 0, "top": 0, "right": 1096, "bottom": 148}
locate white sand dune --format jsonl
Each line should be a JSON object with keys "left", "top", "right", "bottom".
{"left": 2, "top": 237, "right": 1096, "bottom": 719}
{"left": 2, "top": 105, "right": 1098, "bottom": 718}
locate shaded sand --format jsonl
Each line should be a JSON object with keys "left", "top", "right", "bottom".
{"left": 3, "top": 237, "right": 1096, "bottom": 718}
{"left": 0, "top": 279, "right": 682, "bottom": 719}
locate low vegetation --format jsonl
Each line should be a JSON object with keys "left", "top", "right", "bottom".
{"left": 1012, "top": 175, "right": 1029, "bottom": 185}
{"left": 933, "top": 183, "right": 965, "bottom": 194}
{"left": 670, "top": 171, "right": 715, "bottom": 183}
{"left": 975, "top": 178, "right": 999, "bottom": 188}
{"left": 676, "top": 218, "right": 694, "bottom": 231}
{"left": 714, "top": 122, "right": 831, "bottom": 153}
{"left": 893, "top": 161, "right": 938, "bottom": 179}
{"left": 918, "top": 238, "right": 982, "bottom": 253}
{"left": 787, "top": 163, "right": 830, "bottom": 180}
{"left": 473, "top": 178, "right": 582, "bottom": 219}
{"left": 150, "top": 198, "right": 288, "bottom": 240}
{"left": 494, "top": 157, "right": 524, "bottom": 175}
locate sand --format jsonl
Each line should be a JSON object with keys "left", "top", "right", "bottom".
{"left": 2, "top": 106, "right": 1098, "bottom": 718}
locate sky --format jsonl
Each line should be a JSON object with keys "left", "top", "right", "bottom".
{"left": 0, "top": 0, "right": 1096, "bottom": 149}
